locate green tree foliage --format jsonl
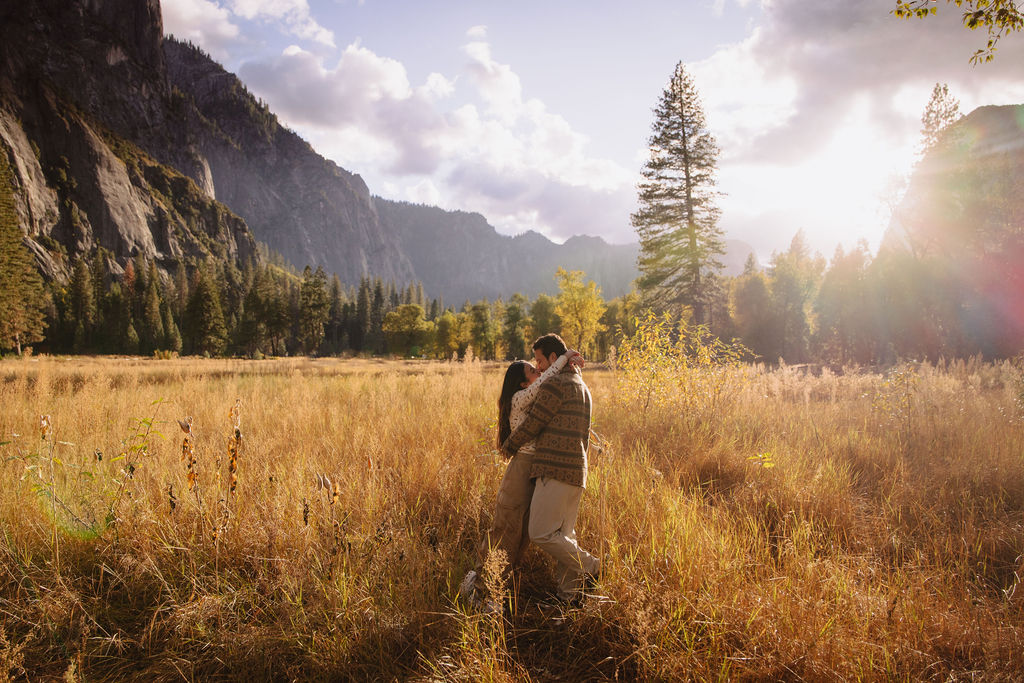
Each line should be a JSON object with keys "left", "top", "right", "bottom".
{"left": 69, "top": 256, "right": 97, "bottom": 353}
{"left": 731, "top": 261, "right": 776, "bottom": 362}
{"left": 767, "top": 232, "right": 825, "bottom": 363}
{"left": 528, "top": 293, "right": 560, "bottom": 341}
{"left": 263, "top": 268, "right": 293, "bottom": 355}
{"left": 351, "top": 278, "right": 371, "bottom": 352}
{"left": 161, "top": 300, "right": 182, "bottom": 353}
{"left": 0, "top": 155, "right": 48, "bottom": 354}
{"left": 468, "top": 301, "right": 498, "bottom": 359}
{"left": 298, "top": 265, "right": 329, "bottom": 354}
{"left": 631, "top": 61, "right": 724, "bottom": 323}
{"left": 382, "top": 303, "right": 434, "bottom": 356}
{"left": 433, "top": 310, "right": 463, "bottom": 359}
{"left": 868, "top": 251, "right": 967, "bottom": 362}
{"left": 894, "top": 0, "right": 1023, "bottom": 63}
{"left": 367, "top": 279, "right": 386, "bottom": 354}
{"left": 325, "top": 274, "right": 346, "bottom": 353}
{"left": 184, "top": 267, "right": 228, "bottom": 356}
{"left": 814, "top": 243, "right": 875, "bottom": 365}
{"left": 173, "top": 261, "right": 188, "bottom": 320}
{"left": 140, "top": 261, "right": 165, "bottom": 354}
{"left": 554, "top": 268, "right": 607, "bottom": 356}
{"left": 502, "top": 293, "right": 530, "bottom": 360}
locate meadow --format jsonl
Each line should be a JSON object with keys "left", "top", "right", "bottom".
{"left": 1, "top": 350, "right": 1023, "bottom": 681}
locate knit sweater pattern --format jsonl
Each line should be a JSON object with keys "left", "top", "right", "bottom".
{"left": 501, "top": 365, "right": 592, "bottom": 488}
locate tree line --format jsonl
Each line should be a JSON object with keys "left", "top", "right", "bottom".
{"left": 2, "top": 242, "right": 619, "bottom": 361}
{"left": 3, "top": 216, "right": 1021, "bottom": 364}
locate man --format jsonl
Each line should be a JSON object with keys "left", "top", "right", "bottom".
{"left": 501, "top": 333, "right": 600, "bottom": 603}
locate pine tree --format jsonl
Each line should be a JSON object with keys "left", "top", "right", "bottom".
{"left": 768, "top": 231, "right": 824, "bottom": 363}
{"left": 387, "top": 281, "right": 399, "bottom": 311}
{"left": 69, "top": 256, "right": 96, "bottom": 352}
{"left": 124, "top": 319, "right": 140, "bottom": 355}
{"left": 118, "top": 278, "right": 139, "bottom": 355}
{"left": 468, "top": 301, "right": 497, "bottom": 359}
{"left": 369, "top": 279, "right": 386, "bottom": 354}
{"left": 326, "top": 273, "right": 345, "bottom": 354}
{"left": 502, "top": 293, "right": 530, "bottom": 361}
{"left": 631, "top": 61, "right": 724, "bottom": 323}
{"left": 161, "top": 300, "right": 182, "bottom": 353}
{"left": 132, "top": 254, "right": 149, "bottom": 320}
{"left": 0, "top": 154, "right": 47, "bottom": 354}
{"left": 237, "top": 266, "right": 267, "bottom": 356}
{"left": 919, "top": 83, "right": 961, "bottom": 155}
{"left": 732, "top": 261, "right": 775, "bottom": 362}
{"left": 184, "top": 268, "right": 228, "bottom": 356}
{"left": 263, "top": 268, "right": 292, "bottom": 355}
{"left": 298, "top": 265, "right": 330, "bottom": 354}
{"left": 173, "top": 261, "right": 188, "bottom": 320}
{"left": 90, "top": 250, "right": 108, "bottom": 323}
{"left": 351, "top": 277, "right": 371, "bottom": 352}
{"left": 140, "top": 263, "right": 165, "bottom": 353}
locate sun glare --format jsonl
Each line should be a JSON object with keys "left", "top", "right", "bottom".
{"left": 784, "top": 109, "right": 917, "bottom": 254}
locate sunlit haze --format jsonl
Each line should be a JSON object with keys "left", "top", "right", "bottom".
{"left": 162, "top": 0, "right": 1024, "bottom": 262}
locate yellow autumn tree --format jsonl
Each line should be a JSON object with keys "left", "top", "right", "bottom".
{"left": 554, "top": 267, "right": 606, "bottom": 357}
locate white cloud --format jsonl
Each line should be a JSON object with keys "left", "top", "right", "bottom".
{"left": 406, "top": 179, "right": 442, "bottom": 206}
{"left": 419, "top": 73, "right": 456, "bottom": 101}
{"left": 466, "top": 25, "right": 488, "bottom": 40}
{"left": 239, "top": 37, "right": 637, "bottom": 243}
{"left": 161, "top": 0, "right": 240, "bottom": 58}
{"left": 228, "top": 0, "right": 335, "bottom": 46}
{"left": 463, "top": 40, "right": 524, "bottom": 122}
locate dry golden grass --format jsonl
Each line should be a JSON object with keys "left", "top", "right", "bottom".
{"left": 1, "top": 354, "right": 1023, "bottom": 681}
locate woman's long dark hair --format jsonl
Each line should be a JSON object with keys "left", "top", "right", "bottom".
{"left": 497, "top": 361, "right": 529, "bottom": 449}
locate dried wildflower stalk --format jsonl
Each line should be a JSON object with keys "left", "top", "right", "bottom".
{"left": 227, "top": 400, "right": 242, "bottom": 497}
{"left": 179, "top": 417, "right": 197, "bottom": 494}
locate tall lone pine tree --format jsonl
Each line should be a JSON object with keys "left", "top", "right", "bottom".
{"left": 631, "top": 61, "right": 724, "bottom": 325}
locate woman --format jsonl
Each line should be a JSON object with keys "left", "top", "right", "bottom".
{"left": 459, "top": 348, "right": 582, "bottom": 605}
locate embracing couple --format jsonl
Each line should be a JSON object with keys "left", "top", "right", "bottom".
{"left": 461, "top": 333, "right": 601, "bottom": 609}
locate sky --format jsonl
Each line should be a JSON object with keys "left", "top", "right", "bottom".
{"left": 161, "top": 0, "right": 1024, "bottom": 262}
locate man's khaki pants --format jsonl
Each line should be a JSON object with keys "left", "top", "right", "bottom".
{"left": 528, "top": 476, "right": 600, "bottom": 600}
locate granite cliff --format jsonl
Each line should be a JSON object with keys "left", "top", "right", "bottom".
{"left": 0, "top": 0, "right": 256, "bottom": 280}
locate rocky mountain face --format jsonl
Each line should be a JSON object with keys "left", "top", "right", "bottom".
{"left": 0, "top": 0, "right": 256, "bottom": 280}
{"left": 374, "top": 200, "right": 642, "bottom": 302}
{"left": 161, "top": 40, "right": 414, "bottom": 285}
{"left": 0, "top": 0, "right": 752, "bottom": 302}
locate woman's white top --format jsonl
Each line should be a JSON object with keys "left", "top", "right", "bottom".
{"left": 509, "top": 353, "right": 568, "bottom": 453}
